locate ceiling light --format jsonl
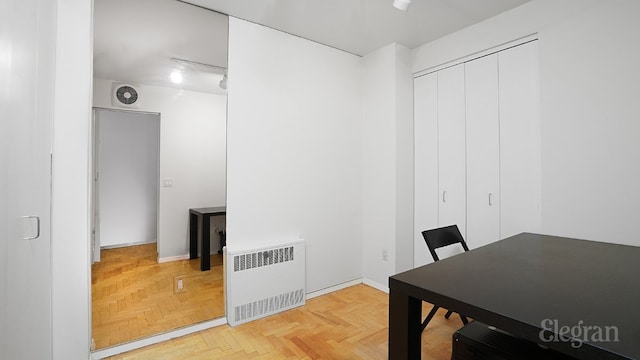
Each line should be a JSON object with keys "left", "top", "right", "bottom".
{"left": 393, "top": 0, "right": 411, "bottom": 11}
{"left": 170, "top": 70, "right": 183, "bottom": 84}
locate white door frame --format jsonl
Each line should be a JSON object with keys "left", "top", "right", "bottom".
{"left": 91, "top": 107, "right": 161, "bottom": 262}
{"left": 92, "top": 108, "right": 101, "bottom": 263}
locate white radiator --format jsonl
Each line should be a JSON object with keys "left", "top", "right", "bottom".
{"left": 224, "top": 239, "right": 306, "bottom": 326}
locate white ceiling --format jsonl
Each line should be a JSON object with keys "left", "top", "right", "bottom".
{"left": 186, "top": 0, "right": 531, "bottom": 56}
{"left": 94, "top": 0, "right": 531, "bottom": 94}
{"left": 93, "top": 0, "right": 229, "bottom": 94}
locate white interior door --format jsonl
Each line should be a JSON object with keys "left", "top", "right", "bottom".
{"left": 413, "top": 73, "right": 439, "bottom": 267}
{"left": 466, "top": 54, "right": 500, "bottom": 248}
{"left": 437, "top": 64, "right": 467, "bottom": 237}
{"left": 499, "top": 41, "right": 542, "bottom": 238}
{"left": 1, "top": 0, "right": 55, "bottom": 358}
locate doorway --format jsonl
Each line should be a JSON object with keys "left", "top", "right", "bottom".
{"left": 93, "top": 108, "right": 160, "bottom": 260}
{"left": 90, "top": 0, "right": 229, "bottom": 351}
{"left": 90, "top": 103, "right": 227, "bottom": 349}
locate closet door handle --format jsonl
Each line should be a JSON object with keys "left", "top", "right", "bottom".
{"left": 488, "top": 193, "right": 493, "bottom": 206}
{"left": 442, "top": 191, "right": 447, "bottom": 203}
{"left": 21, "top": 216, "right": 40, "bottom": 240}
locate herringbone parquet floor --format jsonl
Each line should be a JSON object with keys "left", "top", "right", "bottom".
{"left": 104, "top": 284, "right": 461, "bottom": 359}
{"left": 92, "top": 244, "right": 226, "bottom": 349}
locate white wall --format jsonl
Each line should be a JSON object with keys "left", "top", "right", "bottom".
{"left": 361, "top": 43, "right": 414, "bottom": 289}
{"left": 362, "top": 44, "right": 397, "bottom": 287}
{"left": 538, "top": 0, "right": 640, "bottom": 245}
{"left": 97, "top": 110, "right": 159, "bottom": 247}
{"left": 394, "top": 44, "right": 414, "bottom": 274}
{"left": 412, "top": 0, "right": 640, "bottom": 246}
{"left": 52, "top": 0, "right": 92, "bottom": 358}
{"left": 93, "top": 79, "right": 227, "bottom": 259}
{"left": 0, "top": 5, "right": 7, "bottom": 347}
{"left": 227, "top": 18, "right": 364, "bottom": 293}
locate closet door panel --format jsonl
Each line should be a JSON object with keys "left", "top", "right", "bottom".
{"left": 499, "top": 41, "right": 542, "bottom": 238}
{"left": 413, "top": 73, "right": 439, "bottom": 266}
{"left": 437, "top": 64, "right": 466, "bottom": 237}
{"left": 466, "top": 54, "right": 500, "bottom": 248}
{"left": 2, "top": 0, "right": 55, "bottom": 357}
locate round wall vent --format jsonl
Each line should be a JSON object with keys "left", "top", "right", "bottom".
{"left": 115, "top": 85, "right": 139, "bottom": 105}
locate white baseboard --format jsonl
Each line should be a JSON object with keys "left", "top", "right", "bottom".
{"left": 305, "top": 277, "right": 390, "bottom": 300}
{"left": 158, "top": 251, "right": 223, "bottom": 263}
{"left": 306, "top": 278, "right": 364, "bottom": 300}
{"left": 101, "top": 240, "right": 157, "bottom": 250}
{"left": 157, "top": 254, "right": 190, "bottom": 263}
{"left": 91, "top": 317, "right": 227, "bottom": 359}
{"left": 362, "top": 278, "right": 389, "bottom": 294}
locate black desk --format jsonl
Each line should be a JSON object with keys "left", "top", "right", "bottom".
{"left": 389, "top": 233, "right": 640, "bottom": 360}
{"left": 189, "top": 206, "right": 226, "bottom": 271}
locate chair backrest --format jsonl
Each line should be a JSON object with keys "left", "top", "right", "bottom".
{"left": 421, "top": 225, "right": 469, "bottom": 262}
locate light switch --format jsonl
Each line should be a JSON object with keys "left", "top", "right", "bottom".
{"left": 163, "top": 179, "right": 173, "bottom": 187}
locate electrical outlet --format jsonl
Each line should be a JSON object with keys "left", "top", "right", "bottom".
{"left": 382, "top": 249, "right": 388, "bottom": 261}
{"left": 174, "top": 275, "right": 186, "bottom": 293}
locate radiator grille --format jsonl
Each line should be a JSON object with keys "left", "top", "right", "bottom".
{"left": 234, "top": 288, "right": 305, "bottom": 323}
{"left": 226, "top": 240, "right": 305, "bottom": 326}
{"left": 233, "top": 246, "right": 294, "bottom": 272}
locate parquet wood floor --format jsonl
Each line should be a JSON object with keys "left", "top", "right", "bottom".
{"left": 105, "top": 284, "right": 461, "bottom": 359}
{"left": 92, "top": 243, "right": 225, "bottom": 349}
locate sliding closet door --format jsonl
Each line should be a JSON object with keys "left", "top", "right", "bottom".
{"left": 413, "top": 40, "right": 541, "bottom": 263}
{"left": 437, "top": 64, "right": 466, "bottom": 237}
{"left": 1, "top": 0, "right": 55, "bottom": 358}
{"left": 413, "top": 73, "right": 439, "bottom": 266}
{"left": 499, "top": 41, "right": 542, "bottom": 238}
{"left": 466, "top": 54, "right": 500, "bottom": 248}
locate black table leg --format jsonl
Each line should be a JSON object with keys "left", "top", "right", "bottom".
{"left": 389, "top": 288, "right": 422, "bottom": 359}
{"left": 201, "top": 214, "right": 211, "bottom": 271}
{"left": 189, "top": 212, "right": 198, "bottom": 259}
{"left": 218, "top": 230, "right": 226, "bottom": 254}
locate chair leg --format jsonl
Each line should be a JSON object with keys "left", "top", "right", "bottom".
{"left": 460, "top": 314, "right": 469, "bottom": 325}
{"left": 444, "top": 310, "right": 453, "bottom": 319}
{"left": 421, "top": 305, "right": 440, "bottom": 332}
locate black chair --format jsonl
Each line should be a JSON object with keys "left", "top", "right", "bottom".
{"left": 420, "top": 225, "right": 469, "bottom": 332}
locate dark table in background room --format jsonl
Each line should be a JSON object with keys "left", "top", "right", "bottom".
{"left": 189, "top": 206, "right": 226, "bottom": 271}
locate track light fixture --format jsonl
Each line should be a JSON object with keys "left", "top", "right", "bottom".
{"left": 219, "top": 74, "right": 227, "bottom": 90}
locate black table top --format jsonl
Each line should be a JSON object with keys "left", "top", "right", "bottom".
{"left": 189, "top": 206, "right": 226, "bottom": 215}
{"left": 390, "top": 233, "right": 640, "bottom": 360}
